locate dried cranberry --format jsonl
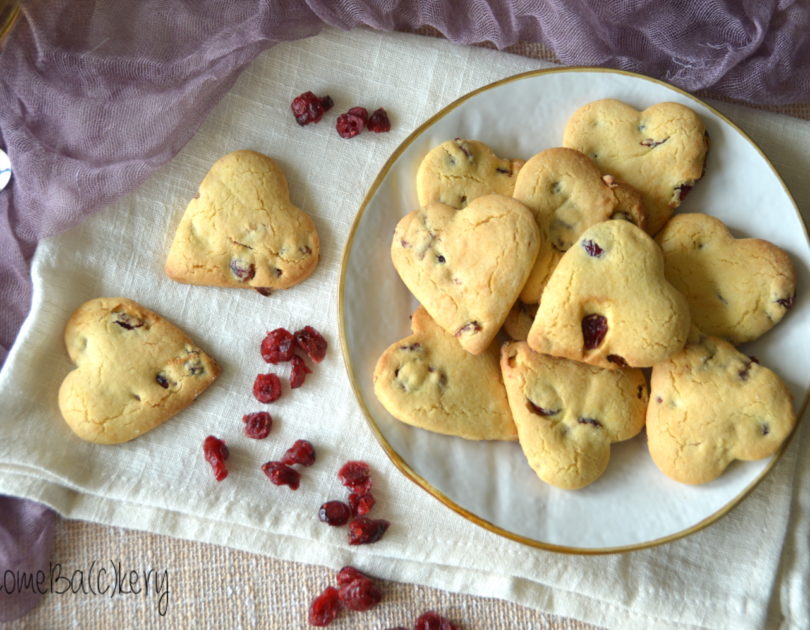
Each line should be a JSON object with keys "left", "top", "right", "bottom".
{"left": 319, "top": 501, "right": 352, "bottom": 526}
{"left": 581, "top": 314, "right": 608, "bottom": 350}
{"left": 291, "top": 91, "right": 333, "bottom": 126}
{"left": 607, "top": 354, "right": 628, "bottom": 367}
{"left": 526, "top": 400, "right": 559, "bottom": 416}
{"left": 281, "top": 439, "right": 316, "bottom": 466}
{"left": 261, "top": 461, "right": 300, "bottom": 489}
{"left": 581, "top": 239, "right": 604, "bottom": 257}
{"left": 414, "top": 611, "right": 459, "bottom": 630}
{"left": 290, "top": 354, "right": 312, "bottom": 388}
{"left": 347, "top": 106, "right": 369, "bottom": 123}
{"left": 253, "top": 373, "right": 282, "bottom": 403}
{"left": 347, "top": 517, "right": 389, "bottom": 545}
{"left": 336, "top": 111, "right": 366, "bottom": 138}
{"left": 229, "top": 258, "right": 255, "bottom": 281}
{"left": 777, "top": 294, "right": 795, "bottom": 309}
{"left": 203, "top": 435, "right": 229, "bottom": 482}
{"left": 675, "top": 183, "right": 693, "bottom": 202}
{"left": 261, "top": 328, "right": 296, "bottom": 363}
{"left": 335, "top": 566, "right": 370, "bottom": 586}
{"left": 338, "top": 460, "right": 372, "bottom": 494}
{"left": 242, "top": 411, "right": 272, "bottom": 439}
{"left": 295, "top": 326, "right": 328, "bottom": 363}
{"left": 348, "top": 492, "right": 375, "bottom": 516}
{"left": 367, "top": 108, "right": 391, "bottom": 133}
{"left": 338, "top": 574, "right": 382, "bottom": 611}
{"left": 308, "top": 585, "right": 341, "bottom": 626}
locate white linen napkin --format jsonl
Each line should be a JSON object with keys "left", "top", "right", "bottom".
{"left": 0, "top": 27, "right": 808, "bottom": 630}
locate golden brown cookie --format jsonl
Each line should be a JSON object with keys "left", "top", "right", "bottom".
{"left": 646, "top": 332, "right": 796, "bottom": 484}
{"left": 501, "top": 341, "right": 648, "bottom": 489}
{"left": 373, "top": 307, "right": 517, "bottom": 441}
{"left": 58, "top": 297, "right": 219, "bottom": 444}
{"left": 165, "top": 150, "right": 319, "bottom": 291}
{"left": 563, "top": 99, "right": 709, "bottom": 234}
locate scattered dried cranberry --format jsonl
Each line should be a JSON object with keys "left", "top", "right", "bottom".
{"left": 261, "top": 461, "right": 300, "bottom": 490}
{"left": 261, "top": 328, "right": 297, "bottom": 363}
{"left": 203, "top": 435, "right": 229, "bottom": 482}
{"left": 291, "top": 91, "right": 333, "bottom": 126}
{"left": 290, "top": 354, "right": 312, "bottom": 388}
{"left": 581, "top": 314, "right": 608, "bottom": 350}
{"left": 295, "top": 326, "right": 328, "bottom": 363}
{"left": 336, "top": 111, "right": 366, "bottom": 138}
{"left": 338, "top": 573, "right": 382, "bottom": 611}
{"left": 367, "top": 108, "right": 391, "bottom": 133}
{"left": 347, "top": 106, "right": 369, "bottom": 123}
{"left": 338, "top": 460, "right": 372, "bottom": 494}
{"left": 335, "top": 566, "right": 370, "bottom": 586}
{"left": 308, "top": 585, "right": 341, "bottom": 626}
{"left": 242, "top": 411, "right": 273, "bottom": 439}
{"left": 414, "top": 611, "right": 460, "bottom": 630}
{"left": 319, "top": 501, "right": 352, "bottom": 527}
{"left": 348, "top": 492, "right": 375, "bottom": 516}
{"left": 347, "top": 517, "right": 389, "bottom": 545}
{"left": 253, "top": 372, "right": 282, "bottom": 403}
{"left": 282, "top": 439, "right": 316, "bottom": 466}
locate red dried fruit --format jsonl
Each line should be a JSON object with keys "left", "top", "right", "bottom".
{"left": 347, "top": 106, "right": 369, "bottom": 123}
{"left": 229, "top": 258, "right": 255, "bottom": 281}
{"left": 526, "top": 400, "right": 560, "bottom": 417}
{"left": 290, "top": 354, "right": 312, "bottom": 389}
{"left": 203, "top": 435, "right": 229, "bottom": 482}
{"left": 338, "top": 574, "right": 382, "bottom": 611}
{"left": 581, "top": 314, "right": 608, "bottom": 350}
{"left": 348, "top": 492, "right": 375, "bottom": 516}
{"left": 261, "top": 328, "right": 297, "bottom": 364}
{"left": 295, "top": 326, "right": 328, "bottom": 363}
{"left": 336, "top": 111, "right": 366, "bottom": 138}
{"left": 347, "top": 517, "right": 389, "bottom": 545}
{"left": 282, "top": 439, "right": 316, "bottom": 466}
{"left": 261, "top": 461, "right": 300, "bottom": 490}
{"left": 777, "top": 294, "right": 795, "bottom": 309}
{"left": 308, "top": 585, "right": 341, "bottom": 626}
{"left": 414, "top": 611, "right": 460, "bottom": 630}
{"left": 335, "top": 566, "right": 370, "bottom": 586}
{"left": 338, "top": 460, "right": 372, "bottom": 494}
{"left": 607, "top": 354, "right": 628, "bottom": 367}
{"left": 242, "top": 411, "right": 272, "bottom": 439}
{"left": 253, "top": 372, "right": 282, "bottom": 403}
{"left": 291, "top": 91, "right": 333, "bottom": 126}
{"left": 367, "top": 108, "right": 391, "bottom": 133}
{"left": 581, "top": 239, "right": 604, "bottom": 257}
{"left": 319, "top": 501, "right": 352, "bottom": 527}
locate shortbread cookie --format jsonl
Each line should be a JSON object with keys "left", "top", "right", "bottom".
{"left": 527, "top": 220, "right": 691, "bottom": 369}
{"left": 58, "top": 297, "right": 219, "bottom": 444}
{"left": 563, "top": 99, "right": 709, "bottom": 234}
{"left": 647, "top": 332, "right": 796, "bottom": 484}
{"left": 656, "top": 213, "right": 796, "bottom": 344}
{"left": 373, "top": 307, "right": 517, "bottom": 440}
{"left": 392, "top": 194, "right": 540, "bottom": 355}
{"left": 416, "top": 138, "right": 524, "bottom": 209}
{"left": 501, "top": 341, "right": 647, "bottom": 489}
{"left": 513, "top": 147, "right": 647, "bottom": 302}
{"left": 165, "top": 150, "right": 319, "bottom": 290}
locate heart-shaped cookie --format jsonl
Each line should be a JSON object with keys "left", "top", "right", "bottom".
{"left": 563, "top": 99, "right": 709, "bottom": 235}
{"left": 58, "top": 297, "right": 219, "bottom": 444}
{"left": 513, "top": 147, "right": 647, "bottom": 303}
{"left": 501, "top": 341, "right": 648, "bottom": 489}
{"left": 373, "top": 306, "right": 517, "bottom": 440}
{"left": 527, "top": 219, "right": 691, "bottom": 368}
{"left": 647, "top": 332, "right": 796, "bottom": 484}
{"left": 391, "top": 194, "right": 540, "bottom": 355}
{"left": 416, "top": 138, "right": 524, "bottom": 209}
{"left": 656, "top": 213, "right": 796, "bottom": 344}
{"left": 165, "top": 150, "right": 319, "bottom": 291}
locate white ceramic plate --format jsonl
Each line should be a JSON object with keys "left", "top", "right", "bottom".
{"left": 339, "top": 68, "right": 810, "bottom": 553}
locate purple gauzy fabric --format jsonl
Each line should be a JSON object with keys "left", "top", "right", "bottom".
{"left": 0, "top": 496, "right": 57, "bottom": 621}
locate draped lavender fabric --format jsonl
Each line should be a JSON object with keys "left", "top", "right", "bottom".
{"left": 0, "top": 0, "right": 809, "bottom": 622}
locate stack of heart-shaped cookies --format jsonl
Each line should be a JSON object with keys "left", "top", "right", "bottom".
{"left": 374, "top": 98, "right": 798, "bottom": 489}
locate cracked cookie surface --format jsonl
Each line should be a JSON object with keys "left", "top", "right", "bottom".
{"left": 646, "top": 332, "right": 796, "bottom": 484}
{"left": 165, "top": 150, "right": 319, "bottom": 291}
{"left": 563, "top": 98, "right": 709, "bottom": 235}
{"left": 500, "top": 341, "right": 647, "bottom": 489}
{"left": 527, "top": 219, "right": 691, "bottom": 369}
{"left": 373, "top": 306, "right": 517, "bottom": 440}
{"left": 391, "top": 194, "right": 540, "bottom": 355}
{"left": 416, "top": 138, "right": 524, "bottom": 209}
{"left": 656, "top": 213, "right": 796, "bottom": 344}
{"left": 58, "top": 297, "right": 219, "bottom": 444}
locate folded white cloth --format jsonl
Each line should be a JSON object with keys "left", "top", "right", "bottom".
{"left": 0, "top": 28, "right": 808, "bottom": 630}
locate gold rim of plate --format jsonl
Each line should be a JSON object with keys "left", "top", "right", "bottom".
{"left": 337, "top": 65, "right": 810, "bottom": 555}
